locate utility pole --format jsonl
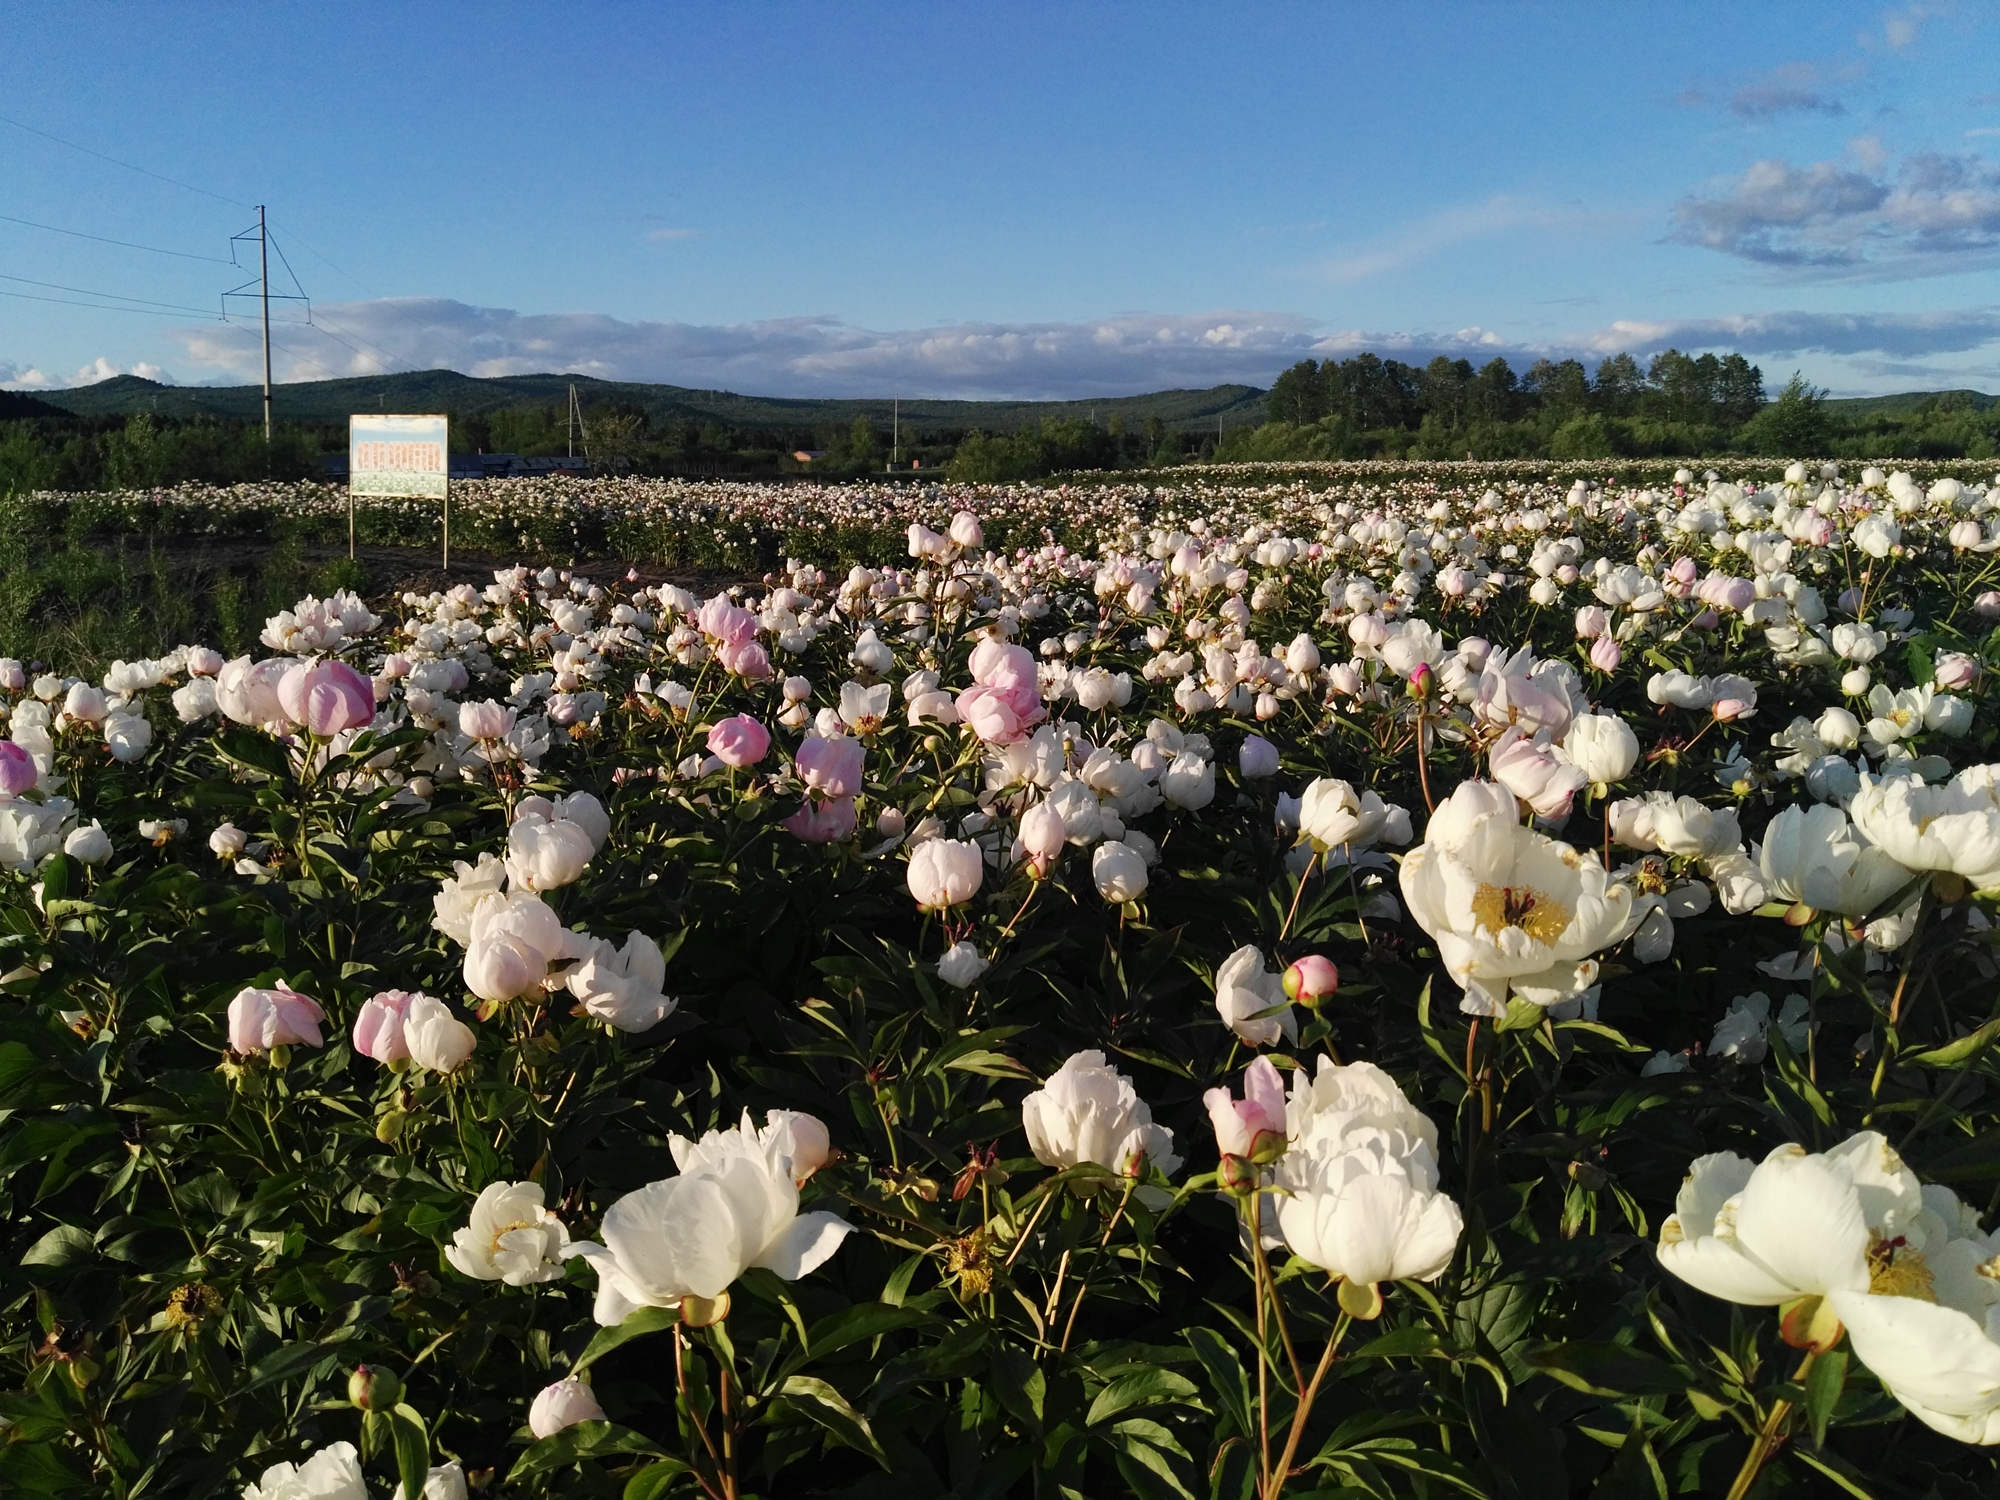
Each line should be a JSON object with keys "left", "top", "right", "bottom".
{"left": 258, "top": 205, "right": 272, "bottom": 443}
{"left": 892, "top": 397, "right": 899, "bottom": 470}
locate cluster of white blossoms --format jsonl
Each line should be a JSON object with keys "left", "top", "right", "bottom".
{"left": 1660, "top": 1131, "right": 2000, "bottom": 1443}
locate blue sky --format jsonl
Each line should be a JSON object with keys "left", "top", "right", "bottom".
{"left": 3, "top": 1, "right": 1999, "bottom": 399}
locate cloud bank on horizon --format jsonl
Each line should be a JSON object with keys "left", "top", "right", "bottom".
{"left": 35, "top": 299, "right": 1985, "bottom": 402}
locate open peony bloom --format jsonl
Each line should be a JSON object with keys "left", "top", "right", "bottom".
{"left": 432, "top": 853, "right": 508, "bottom": 945}
{"left": 955, "top": 638, "right": 1045, "bottom": 746}
{"left": 1849, "top": 765, "right": 2000, "bottom": 892}
{"left": 1399, "top": 778, "right": 1636, "bottom": 1017}
{"left": 463, "top": 890, "right": 577, "bottom": 1003}
{"left": 275, "top": 657, "right": 374, "bottom": 737}
{"left": 1271, "top": 1056, "right": 1461, "bottom": 1316}
{"left": 567, "top": 931, "right": 675, "bottom": 1032}
{"left": 446, "top": 1179, "right": 571, "bottom": 1285}
{"left": 1296, "top": 777, "right": 1409, "bottom": 853}
{"left": 1755, "top": 803, "right": 1913, "bottom": 917}
{"left": 505, "top": 807, "right": 596, "bottom": 891}
{"left": 672, "top": 1108, "right": 832, "bottom": 1186}
{"left": 1213, "top": 944, "right": 1296, "bottom": 1047}
{"left": 241, "top": 1440, "right": 369, "bottom": 1500}
{"left": 1021, "top": 1049, "right": 1181, "bottom": 1181}
{"left": 1659, "top": 1130, "right": 2000, "bottom": 1443}
{"left": 570, "top": 1117, "right": 852, "bottom": 1325}
{"left": 227, "top": 985, "right": 325, "bottom": 1054}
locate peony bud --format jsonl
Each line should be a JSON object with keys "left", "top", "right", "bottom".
{"left": 1281, "top": 954, "right": 1339, "bottom": 1006}
{"left": 348, "top": 1364, "right": 402, "bottom": 1410}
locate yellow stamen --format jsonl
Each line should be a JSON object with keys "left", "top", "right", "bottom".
{"left": 1867, "top": 1235, "right": 1936, "bottom": 1302}
{"left": 1471, "top": 882, "right": 1572, "bottom": 944}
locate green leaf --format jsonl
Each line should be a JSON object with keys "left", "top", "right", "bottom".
{"left": 622, "top": 1460, "right": 693, "bottom": 1500}
{"left": 1804, "top": 1350, "right": 1847, "bottom": 1447}
{"left": 1184, "top": 1326, "right": 1252, "bottom": 1439}
{"left": 775, "top": 1375, "right": 889, "bottom": 1466}
{"left": 1524, "top": 1341, "right": 1688, "bottom": 1398}
{"left": 389, "top": 1404, "right": 429, "bottom": 1500}
{"left": 1086, "top": 1368, "right": 1200, "bottom": 1428}
{"left": 1905, "top": 1015, "right": 2000, "bottom": 1069}
{"left": 507, "top": 1421, "right": 665, "bottom": 1481}
{"left": 1353, "top": 1325, "right": 1444, "bottom": 1360}
{"left": 572, "top": 1305, "right": 682, "bottom": 1374}
{"left": 216, "top": 726, "right": 292, "bottom": 780}
{"left": 20, "top": 1223, "right": 94, "bottom": 1268}
{"left": 789, "top": 1301, "right": 934, "bottom": 1372}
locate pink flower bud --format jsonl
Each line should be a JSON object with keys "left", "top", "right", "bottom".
{"left": 1282, "top": 954, "right": 1339, "bottom": 1005}
{"left": 1204, "top": 1057, "right": 1288, "bottom": 1164}
{"left": 1589, "top": 636, "right": 1621, "bottom": 673}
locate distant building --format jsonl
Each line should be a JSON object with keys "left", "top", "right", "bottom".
{"left": 792, "top": 450, "right": 826, "bottom": 464}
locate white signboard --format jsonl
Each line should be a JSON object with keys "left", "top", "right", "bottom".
{"left": 349, "top": 414, "right": 449, "bottom": 498}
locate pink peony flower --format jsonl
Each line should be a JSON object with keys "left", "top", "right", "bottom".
{"left": 706, "top": 714, "right": 771, "bottom": 768}
{"left": 1203, "top": 1056, "right": 1287, "bottom": 1163}
{"left": 277, "top": 658, "right": 375, "bottom": 736}
{"left": 228, "top": 984, "right": 326, "bottom": 1054}
{"left": 352, "top": 990, "right": 417, "bottom": 1063}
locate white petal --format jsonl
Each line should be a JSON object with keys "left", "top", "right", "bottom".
{"left": 753, "top": 1210, "right": 854, "bottom": 1281}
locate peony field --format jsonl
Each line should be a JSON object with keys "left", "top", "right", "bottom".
{"left": 11, "top": 458, "right": 2000, "bottom": 1500}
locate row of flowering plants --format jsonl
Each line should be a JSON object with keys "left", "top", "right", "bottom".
{"left": 5, "top": 460, "right": 2000, "bottom": 1497}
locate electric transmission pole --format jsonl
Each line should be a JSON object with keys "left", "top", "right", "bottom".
{"left": 259, "top": 205, "right": 272, "bottom": 443}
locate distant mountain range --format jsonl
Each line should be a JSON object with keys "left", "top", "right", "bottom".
{"left": 15, "top": 369, "right": 1996, "bottom": 434}
{"left": 27, "top": 370, "right": 1270, "bottom": 435}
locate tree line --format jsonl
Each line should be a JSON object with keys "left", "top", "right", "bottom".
{"left": 1232, "top": 350, "right": 1998, "bottom": 463}
{"left": 1, "top": 350, "right": 1995, "bottom": 496}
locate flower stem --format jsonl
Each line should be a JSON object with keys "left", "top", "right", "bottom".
{"left": 1277, "top": 850, "right": 1320, "bottom": 943}
{"left": 1263, "top": 1311, "right": 1351, "bottom": 1500}
{"left": 1725, "top": 1352, "right": 1814, "bottom": 1500}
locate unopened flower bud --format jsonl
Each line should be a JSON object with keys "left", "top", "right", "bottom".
{"left": 1281, "top": 954, "right": 1339, "bottom": 1006}
{"left": 347, "top": 1364, "right": 402, "bottom": 1410}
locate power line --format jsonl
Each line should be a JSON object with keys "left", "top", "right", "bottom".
{"left": 308, "top": 310, "right": 399, "bottom": 366}
{"left": 0, "top": 212, "right": 238, "bottom": 265}
{"left": 0, "top": 287, "right": 224, "bottom": 321}
{"left": 0, "top": 271, "right": 222, "bottom": 318}
{"left": 0, "top": 111, "right": 251, "bottom": 208}
{"left": 265, "top": 231, "right": 307, "bottom": 301}
{"left": 280, "top": 226, "right": 375, "bottom": 298}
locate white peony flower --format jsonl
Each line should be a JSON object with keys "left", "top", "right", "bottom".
{"left": 566, "top": 931, "right": 675, "bottom": 1032}
{"left": 1399, "top": 779, "right": 1636, "bottom": 1017}
{"left": 1021, "top": 1049, "right": 1181, "bottom": 1180}
{"left": 1213, "top": 944, "right": 1295, "bottom": 1048}
{"left": 445, "top": 1180, "right": 571, "bottom": 1285}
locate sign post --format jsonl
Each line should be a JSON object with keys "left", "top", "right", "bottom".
{"left": 348, "top": 414, "right": 450, "bottom": 570}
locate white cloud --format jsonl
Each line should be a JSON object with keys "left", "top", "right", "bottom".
{"left": 0, "top": 357, "right": 175, "bottom": 390}
{"left": 144, "top": 295, "right": 2000, "bottom": 400}
{"left": 1672, "top": 147, "right": 2000, "bottom": 270}
{"left": 1314, "top": 196, "right": 1575, "bottom": 283}
{"left": 1879, "top": 2, "right": 1941, "bottom": 50}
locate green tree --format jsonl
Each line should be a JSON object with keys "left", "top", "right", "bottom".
{"left": 1747, "top": 372, "right": 1830, "bottom": 456}
{"left": 1266, "top": 361, "right": 1326, "bottom": 425}
{"left": 1591, "top": 353, "right": 1644, "bottom": 416}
